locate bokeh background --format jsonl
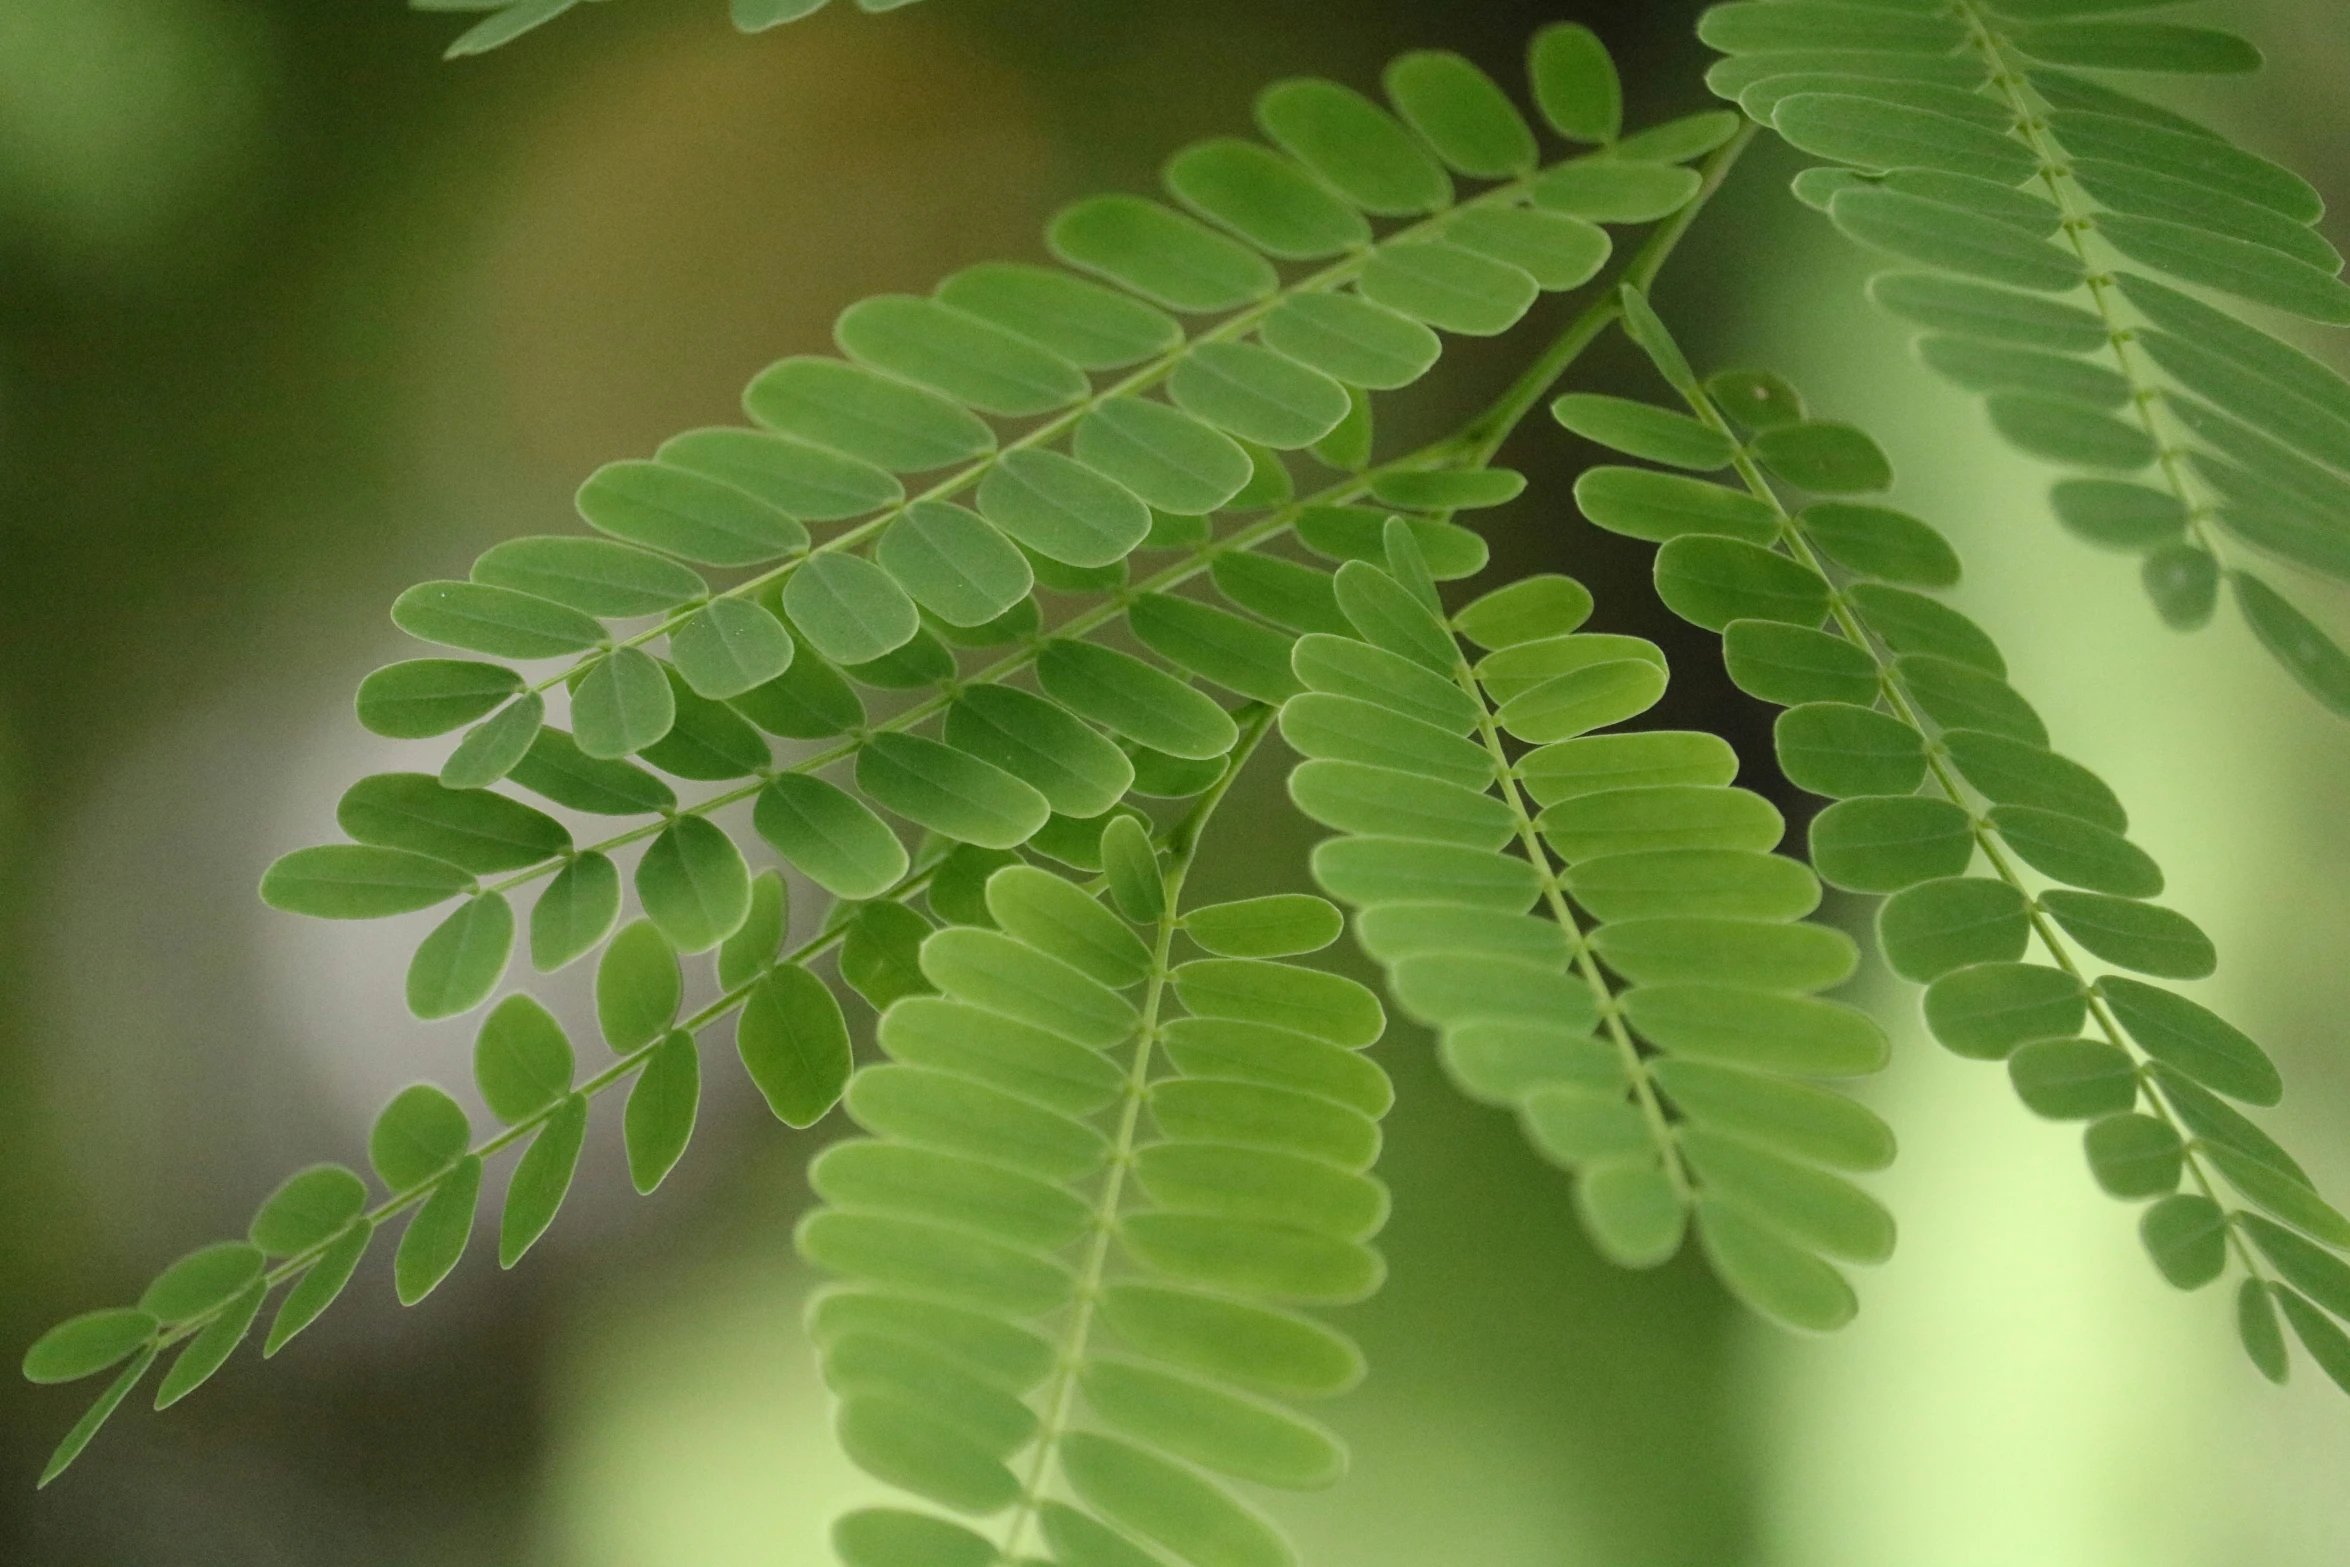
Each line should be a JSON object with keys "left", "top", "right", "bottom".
{"left": 4, "top": 0, "right": 2349, "bottom": 1562}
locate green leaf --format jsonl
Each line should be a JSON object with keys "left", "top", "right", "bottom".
{"left": 1694, "top": 1196, "right": 1856, "bottom": 1332}
{"left": 37, "top": 1343, "right": 155, "bottom": 1486}
{"left": 1869, "top": 271, "right": 2109, "bottom": 351}
{"left": 1922, "top": 961, "right": 2087, "bottom": 1061}
{"left": 2242, "top": 1215, "right": 2350, "bottom": 1318}
{"left": 1541, "top": 783, "right": 1784, "bottom": 860}
{"left": 471, "top": 994, "right": 574, "bottom": 1126}
{"left": 1774, "top": 92, "right": 2038, "bottom": 183}
{"left": 922, "top": 927, "right": 1140, "bottom": 1047}
{"left": 870, "top": 503, "right": 1029, "bottom": 629}
{"left": 1654, "top": 536, "right": 1832, "bottom": 632}
{"left": 1166, "top": 1018, "right": 1390, "bottom": 1118}
{"left": 1829, "top": 187, "right": 2086, "bottom": 292}
{"left": 499, "top": 1094, "right": 586, "bottom": 1269}
{"left": 756, "top": 775, "right": 911, "bottom": 902}
{"left": 2207, "top": 1147, "right": 2350, "bottom": 1250}
{"left": 1808, "top": 795, "right": 1976, "bottom": 893}
{"left": 1100, "top": 814, "right": 1166, "bottom": 924}
{"left": 510, "top": 726, "right": 678, "bottom": 813}
{"left": 1070, "top": 401, "right": 1251, "bottom": 522}
{"left": 153, "top": 1280, "right": 263, "bottom": 1409}
{"left": 2275, "top": 1288, "right": 2350, "bottom": 1396}
{"left": 2098, "top": 975, "right": 2280, "bottom": 1105}
{"left": 938, "top": 262, "right": 1181, "bottom": 371}
{"left": 1680, "top": 1128, "right": 1893, "bottom": 1263}
{"left": 809, "top": 1291, "right": 1054, "bottom": 1399}
{"left": 1898, "top": 655, "right": 2046, "bottom": 746}
{"left": 1048, "top": 194, "right": 1278, "bottom": 313}
{"left": 1796, "top": 501, "right": 1960, "bottom": 586}
{"left": 1567, "top": 848, "right": 1822, "bottom": 923}
{"left": 779, "top": 554, "right": 918, "bottom": 666}
{"left": 1256, "top": 76, "right": 1448, "bottom": 215}
{"left": 1552, "top": 394, "right": 1734, "bottom": 470}
{"left": 439, "top": 694, "right": 544, "bottom": 791}
{"left": 1989, "top": 804, "right": 2163, "bottom": 896}
{"left": 717, "top": 868, "right": 788, "bottom": 991}
{"left": 1495, "top": 659, "right": 1666, "bottom": 744}
{"left": 471, "top": 535, "right": 707, "bottom": 618}
{"left": 834, "top": 293, "right": 1086, "bottom": 418}
{"left": 262, "top": 1222, "right": 371, "bottom": 1355}
{"left": 2015, "top": 20, "right": 2260, "bottom": 75}
{"left": 1313, "top": 838, "right": 1545, "bottom": 915}
{"left": 23, "top": 1308, "right": 156, "bottom": 1384}
{"left": 985, "top": 864, "right": 1150, "bottom": 989}
{"left": 525, "top": 851, "right": 617, "bottom": 973}
{"left": 1212, "top": 552, "right": 1349, "bottom": 636}
{"left": 1279, "top": 693, "right": 1493, "bottom": 792}
{"left": 831, "top": 1508, "right": 997, "bottom": 1567}
{"left": 2049, "top": 478, "right": 2186, "bottom": 550}
{"left": 439, "top": 0, "right": 578, "bottom": 59}
{"left": 370, "top": 1084, "right": 471, "bottom": 1191}
{"left": 1528, "top": 21, "right": 1621, "bottom": 142}
{"left": 2078, "top": 161, "right": 2340, "bottom": 276}
{"left": 1719, "top": 620, "right": 1873, "bottom": 708}
{"left": 1650, "top": 1058, "right": 1892, "bottom": 1171}
{"left": 358, "top": 659, "right": 523, "bottom": 738}
{"left": 597, "top": 918, "right": 681, "bottom": 1053}
{"left": 1625, "top": 986, "right": 1887, "bottom": 1076}
{"left": 1163, "top": 137, "right": 1369, "bottom": 260}
{"left": 631, "top": 819, "right": 748, "bottom": 955}
{"left": 1174, "top": 957, "right": 1385, "bottom": 1048}
{"left": 881, "top": 996, "right": 1122, "bottom": 1117}
{"left": 1698, "top": 2, "right": 1965, "bottom": 55}
{"left": 850, "top": 1064, "right": 1109, "bottom": 1182}
{"left": 1574, "top": 465, "right": 1778, "bottom": 545}
{"left": 1876, "top": 876, "right": 2031, "bottom": 983}
{"left": 652, "top": 663, "right": 789, "bottom": 771}
{"left": 1742, "top": 76, "right": 2017, "bottom": 134}
{"left": 1101, "top": 1285, "right": 1362, "bottom": 1399}
{"left": 260, "top": 845, "right": 472, "bottom": 920}
{"left": 248, "top": 1164, "right": 368, "bottom": 1258}
{"left": 1985, "top": 393, "right": 2156, "bottom": 470}
{"left": 1181, "top": 895, "right": 1341, "bottom": 959}
{"left": 338, "top": 771, "right": 569, "bottom": 874}
{"left": 799, "top": 1208, "right": 1075, "bottom": 1316}
{"left": 1259, "top": 296, "right": 1439, "bottom": 395}
{"left": 1293, "top": 635, "right": 1476, "bottom": 737}
{"left": 1384, "top": 50, "right": 1536, "bottom": 178}
{"left": 1060, "top": 1433, "right": 1293, "bottom": 1567}
{"left": 1446, "top": 208, "right": 1611, "bottom": 292}
{"left": 391, "top": 580, "right": 606, "bottom": 660}
{"left": 2237, "top": 1278, "right": 2290, "bottom": 1384}
{"left": 1942, "top": 731, "right": 2127, "bottom": 831}
{"left": 575, "top": 459, "right": 808, "bottom": 567}
{"left": 856, "top": 733, "right": 1053, "bottom": 850}
{"left": 841, "top": 901, "right": 939, "bottom": 1011}
{"left": 1516, "top": 730, "right": 1739, "bottom": 806}
{"left": 663, "top": 600, "right": 793, "bottom": 701}
{"left": 393, "top": 1154, "right": 480, "bottom": 1306}
{"left": 1774, "top": 702, "right": 1927, "bottom": 798}
{"left": 621, "top": 1032, "right": 700, "bottom": 1194}
{"left": 405, "top": 893, "right": 514, "bottom": 1020}
{"left": 1297, "top": 507, "right": 1488, "bottom": 582}
{"left": 1576, "top": 1161, "right": 1688, "bottom": 1267}
{"left": 1037, "top": 640, "right": 1238, "bottom": 761}
{"left": 1128, "top": 593, "right": 1302, "bottom": 706}
{"left": 1594, "top": 916, "right": 1856, "bottom": 993}
{"left": 1454, "top": 573, "right": 1594, "bottom": 650}
{"left": 1752, "top": 421, "right": 1894, "bottom": 494}
{"left": 743, "top": 357, "right": 995, "bottom": 474}
{"left": 2084, "top": 1112, "right": 2184, "bottom": 1198}
{"left": 1706, "top": 49, "right": 1988, "bottom": 102}
{"left": 1332, "top": 560, "right": 1457, "bottom": 675}
{"left": 2054, "top": 109, "right": 2319, "bottom": 223}
{"left": 977, "top": 449, "right": 1152, "bottom": 568}
{"left": 1531, "top": 159, "right": 1703, "bottom": 223}
{"left": 2231, "top": 571, "right": 2350, "bottom": 719}
{"left": 1358, "top": 241, "right": 1538, "bottom": 336}
{"left": 2008, "top": 1038, "right": 2140, "bottom": 1121}
{"left": 1848, "top": 583, "right": 2005, "bottom": 674}
{"left": 1289, "top": 759, "right": 1511, "bottom": 850}
{"left": 815, "top": 1142, "right": 1089, "bottom": 1255}
{"left": 656, "top": 426, "right": 901, "bottom": 523}
{"left": 944, "top": 685, "right": 1135, "bottom": 820}
{"left": 1477, "top": 632, "right": 1662, "bottom": 705}
{"left": 1310, "top": 386, "right": 1374, "bottom": 473}
{"left": 2036, "top": 891, "right": 2212, "bottom": 979}
{"left": 1707, "top": 368, "right": 1807, "bottom": 432}
{"left": 1082, "top": 1357, "right": 1345, "bottom": 1489}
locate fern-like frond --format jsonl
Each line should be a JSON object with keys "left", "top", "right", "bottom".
{"left": 1699, "top": 0, "right": 2350, "bottom": 720}
{"left": 1281, "top": 521, "right": 1895, "bottom": 1331}
{"left": 800, "top": 714, "right": 1392, "bottom": 1567}
{"left": 26, "top": 27, "right": 1772, "bottom": 1488}
{"left": 1554, "top": 283, "right": 2350, "bottom": 1394}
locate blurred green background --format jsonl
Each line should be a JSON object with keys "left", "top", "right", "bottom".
{"left": 4, "top": 1, "right": 2349, "bottom": 1561}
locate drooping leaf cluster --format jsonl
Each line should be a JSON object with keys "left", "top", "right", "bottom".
{"left": 1701, "top": 0, "right": 2350, "bottom": 718}
{"left": 1551, "top": 282, "right": 2350, "bottom": 1392}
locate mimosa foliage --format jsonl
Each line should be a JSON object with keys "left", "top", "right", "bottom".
{"left": 26, "top": 6, "right": 2350, "bottom": 1552}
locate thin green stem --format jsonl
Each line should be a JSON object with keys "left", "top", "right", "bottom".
{"left": 1453, "top": 656, "right": 1692, "bottom": 1201}
{"left": 992, "top": 704, "right": 1276, "bottom": 1565}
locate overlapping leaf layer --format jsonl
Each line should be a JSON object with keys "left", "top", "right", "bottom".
{"left": 1554, "top": 283, "right": 2350, "bottom": 1392}
{"left": 1701, "top": 0, "right": 2350, "bottom": 719}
